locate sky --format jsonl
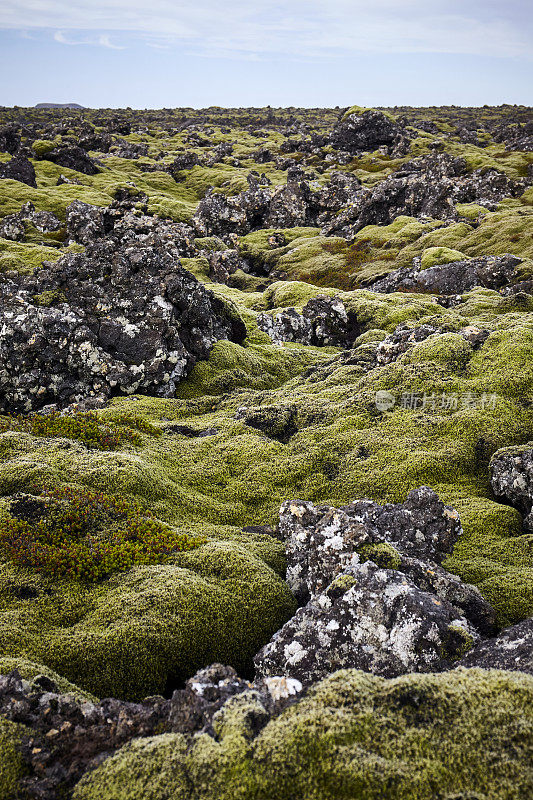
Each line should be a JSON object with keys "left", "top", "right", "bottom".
{"left": 0, "top": 0, "right": 531, "bottom": 108}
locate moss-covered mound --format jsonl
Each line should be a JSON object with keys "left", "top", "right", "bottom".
{"left": 0, "top": 538, "right": 295, "bottom": 699}
{"left": 72, "top": 668, "right": 533, "bottom": 800}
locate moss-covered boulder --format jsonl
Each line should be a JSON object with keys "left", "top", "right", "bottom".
{"left": 420, "top": 245, "right": 466, "bottom": 269}
{"left": 72, "top": 668, "right": 533, "bottom": 800}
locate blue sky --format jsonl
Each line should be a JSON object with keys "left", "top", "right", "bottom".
{"left": 0, "top": 1, "right": 531, "bottom": 108}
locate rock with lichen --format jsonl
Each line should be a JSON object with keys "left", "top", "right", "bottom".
{"left": 490, "top": 444, "right": 533, "bottom": 532}
{"left": 0, "top": 234, "right": 246, "bottom": 412}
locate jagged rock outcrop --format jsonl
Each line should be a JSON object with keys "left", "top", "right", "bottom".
{"left": 329, "top": 108, "right": 407, "bottom": 154}
{"left": 0, "top": 155, "right": 37, "bottom": 187}
{"left": 254, "top": 488, "right": 497, "bottom": 685}
{"left": 0, "top": 664, "right": 302, "bottom": 800}
{"left": 42, "top": 146, "right": 100, "bottom": 175}
{"left": 490, "top": 445, "right": 533, "bottom": 532}
{"left": 257, "top": 295, "right": 359, "bottom": 347}
{"left": 0, "top": 201, "right": 61, "bottom": 241}
{"left": 456, "top": 617, "right": 533, "bottom": 673}
{"left": 322, "top": 153, "right": 529, "bottom": 238}
{"left": 0, "top": 235, "right": 246, "bottom": 412}
{"left": 368, "top": 254, "right": 522, "bottom": 294}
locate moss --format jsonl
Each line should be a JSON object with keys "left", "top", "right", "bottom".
{"left": 73, "top": 668, "right": 533, "bottom": 800}
{"left": 420, "top": 246, "right": 466, "bottom": 269}
{"left": 342, "top": 105, "right": 398, "bottom": 122}
{"left": 402, "top": 333, "right": 473, "bottom": 370}
{"left": 31, "top": 138, "right": 57, "bottom": 158}
{"left": 32, "top": 289, "right": 67, "bottom": 306}
{"left": 0, "top": 237, "right": 65, "bottom": 273}
{"left": 357, "top": 542, "right": 402, "bottom": 570}
{"left": 455, "top": 202, "right": 490, "bottom": 220}
{"left": 0, "top": 717, "right": 26, "bottom": 798}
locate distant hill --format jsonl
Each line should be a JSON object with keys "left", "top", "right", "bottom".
{"left": 35, "top": 103, "right": 85, "bottom": 109}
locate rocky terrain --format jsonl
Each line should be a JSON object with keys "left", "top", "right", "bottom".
{"left": 0, "top": 102, "right": 532, "bottom": 799}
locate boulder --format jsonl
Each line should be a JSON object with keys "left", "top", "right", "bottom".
{"left": 490, "top": 445, "right": 533, "bottom": 532}
{"left": 0, "top": 234, "right": 246, "bottom": 412}
{"left": 0, "top": 155, "right": 37, "bottom": 187}
{"left": 456, "top": 617, "right": 533, "bottom": 673}
{"left": 369, "top": 254, "right": 522, "bottom": 294}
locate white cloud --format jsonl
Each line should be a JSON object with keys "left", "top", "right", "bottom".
{"left": 53, "top": 29, "right": 125, "bottom": 48}
{"left": 1, "top": 1, "right": 531, "bottom": 59}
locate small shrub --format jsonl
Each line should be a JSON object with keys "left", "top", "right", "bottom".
{"left": 0, "top": 487, "right": 203, "bottom": 582}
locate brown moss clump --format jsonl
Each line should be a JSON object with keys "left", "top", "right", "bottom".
{"left": 0, "top": 486, "right": 203, "bottom": 582}
{"left": 0, "top": 410, "right": 161, "bottom": 450}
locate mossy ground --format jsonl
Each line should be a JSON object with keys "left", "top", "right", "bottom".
{"left": 0, "top": 105, "right": 532, "bottom": 708}
{"left": 72, "top": 668, "right": 533, "bottom": 800}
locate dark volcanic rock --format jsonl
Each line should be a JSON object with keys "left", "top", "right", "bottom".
{"left": 66, "top": 200, "right": 106, "bottom": 244}
{"left": 329, "top": 108, "right": 404, "bottom": 154}
{"left": 43, "top": 145, "right": 100, "bottom": 175}
{"left": 322, "top": 153, "right": 528, "bottom": 239}
{"left": 193, "top": 185, "right": 272, "bottom": 237}
{"left": 112, "top": 139, "right": 149, "bottom": 159}
{"left": 258, "top": 295, "right": 359, "bottom": 347}
{"left": 0, "top": 123, "right": 21, "bottom": 154}
{"left": 169, "top": 151, "right": 201, "bottom": 174}
{"left": 0, "top": 155, "right": 37, "bottom": 187}
{"left": 254, "top": 561, "right": 479, "bottom": 685}
{"left": 490, "top": 445, "right": 533, "bottom": 532}
{"left": 281, "top": 487, "right": 464, "bottom": 602}
{"left": 254, "top": 488, "right": 497, "bottom": 685}
{"left": 455, "top": 617, "right": 533, "bottom": 673}
{"left": 0, "top": 664, "right": 302, "bottom": 800}
{"left": 0, "top": 201, "right": 61, "bottom": 241}
{"left": 369, "top": 254, "right": 522, "bottom": 295}
{"left": 0, "top": 234, "right": 246, "bottom": 412}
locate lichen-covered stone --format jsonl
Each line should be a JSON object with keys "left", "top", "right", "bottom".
{"left": 456, "top": 617, "right": 533, "bottom": 673}
{"left": 490, "top": 444, "right": 533, "bottom": 535}
{"left": 370, "top": 253, "right": 522, "bottom": 294}
{"left": 281, "top": 487, "right": 463, "bottom": 601}
{"left": 0, "top": 234, "right": 246, "bottom": 412}
{"left": 254, "top": 560, "right": 479, "bottom": 684}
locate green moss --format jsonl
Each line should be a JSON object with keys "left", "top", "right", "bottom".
{"left": 342, "top": 105, "right": 398, "bottom": 122}
{"left": 73, "top": 668, "right": 533, "bottom": 800}
{"left": 32, "top": 289, "right": 67, "bottom": 306}
{"left": 357, "top": 542, "right": 402, "bottom": 570}
{"left": 0, "top": 237, "right": 65, "bottom": 273}
{"left": 0, "top": 540, "right": 295, "bottom": 699}
{"left": 0, "top": 717, "right": 26, "bottom": 798}
{"left": 456, "top": 202, "right": 490, "bottom": 220}
{"left": 420, "top": 246, "right": 466, "bottom": 269}
{"left": 402, "top": 333, "right": 473, "bottom": 370}
{"left": 31, "top": 139, "right": 57, "bottom": 158}
{"left": 0, "top": 410, "right": 157, "bottom": 449}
